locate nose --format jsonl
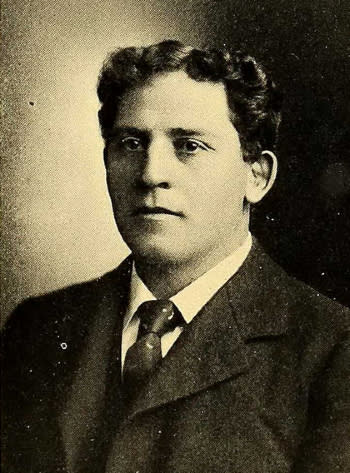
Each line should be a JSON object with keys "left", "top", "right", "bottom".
{"left": 137, "top": 137, "right": 175, "bottom": 189}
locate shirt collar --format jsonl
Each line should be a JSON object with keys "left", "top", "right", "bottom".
{"left": 124, "top": 232, "right": 252, "bottom": 329}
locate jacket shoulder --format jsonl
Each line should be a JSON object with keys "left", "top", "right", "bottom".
{"left": 281, "top": 271, "right": 349, "bottom": 364}
{"left": 249, "top": 241, "right": 350, "bottom": 337}
{"left": 278, "top": 262, "right": 350, "bottom": 334}
{"left": 2, "top": 257, "right": 132, "bottom": 345}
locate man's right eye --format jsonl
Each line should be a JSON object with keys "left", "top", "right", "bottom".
{"left": 120, "top": 137, "right": 144, "bottom": 151}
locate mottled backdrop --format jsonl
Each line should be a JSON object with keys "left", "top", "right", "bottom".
{"left": 1, "top": 0, "right": 349, "bottom": 322}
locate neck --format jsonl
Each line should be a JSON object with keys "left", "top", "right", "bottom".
{"left": 134, "top": 225, "right": 249, "bottom": 299}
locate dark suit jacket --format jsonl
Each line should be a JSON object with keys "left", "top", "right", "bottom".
{"left": 3, "top": 241, "right": 350, "bottom": 473}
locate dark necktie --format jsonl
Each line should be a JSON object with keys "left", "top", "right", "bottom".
{"left": 123, "top": 300, "right": 183, "bottom": 399}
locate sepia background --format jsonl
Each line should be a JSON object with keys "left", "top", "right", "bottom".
{"left": 1, "top": 0, "right": 350, "bottom": 322}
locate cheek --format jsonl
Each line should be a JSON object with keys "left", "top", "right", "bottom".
{"left": 106, "top": 161, "right": 134, "bottom": 191}
{"left": 106, "top": 152, "right": 139, "bottom": 180}
{"left": 195, "top": 164, "right": 246, "bottom": 210}
{"left": 106, "top": 173, "right": 130, "bottom": 213}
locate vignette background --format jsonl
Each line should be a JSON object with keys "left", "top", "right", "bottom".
{"left": 1, "top": 0, "right": 350, "bottom": 322}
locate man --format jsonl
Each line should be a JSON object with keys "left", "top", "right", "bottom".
{"left": 3, "top": 40, "right": 350, "bottom": 473}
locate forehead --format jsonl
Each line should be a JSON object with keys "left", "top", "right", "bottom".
{"left": 115, "top": 71, "right": 235, "bottom": 135}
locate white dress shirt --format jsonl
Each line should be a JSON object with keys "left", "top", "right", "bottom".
{"left": 121, "top": 233, "right": 252, "bottom": 371}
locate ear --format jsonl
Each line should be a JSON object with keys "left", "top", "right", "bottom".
{"left": 245, "top": 150, "right": 278, "bottom": 204}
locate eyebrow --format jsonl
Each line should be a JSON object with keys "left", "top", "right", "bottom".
{"left": 108, "top": 127, "right": 148, "bottom": 138}
{"left": 110, "top": 126, "right": 215, "bottom": 138}
{"left": 168, "top": 128, "right": 210, "bottom": 138}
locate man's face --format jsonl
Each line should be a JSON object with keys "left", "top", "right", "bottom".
{"left": 105, "top": 71, "right": 250, "bottom": 267}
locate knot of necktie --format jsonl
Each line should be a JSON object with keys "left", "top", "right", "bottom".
{"left": 136, "top": 299, "right": 183, "bottom": 339}
{"left": 123, "top": 300, "right": 183, "bottom": 399}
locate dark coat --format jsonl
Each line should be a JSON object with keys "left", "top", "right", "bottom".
{"left": 3, "top": 241, "right": 350, "bottom": 473}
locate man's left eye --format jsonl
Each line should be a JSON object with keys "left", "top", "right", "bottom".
{"left": 175, "top": 139, "right": 208, "bottom": 154}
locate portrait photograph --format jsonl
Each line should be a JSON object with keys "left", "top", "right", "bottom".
{"left": 2, "top": 1, "right": 350, "bottom": 472}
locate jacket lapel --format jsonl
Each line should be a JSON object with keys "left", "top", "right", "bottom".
{"left": 59, "top": 258, "right": 132, "bottom": 473}
{"left": 126, "top": 240, "right": 291, "bottom": 419}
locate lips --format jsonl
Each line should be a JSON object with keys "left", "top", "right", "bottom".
{"left": 134, "top": 206, "right": 182, "bottom": 217}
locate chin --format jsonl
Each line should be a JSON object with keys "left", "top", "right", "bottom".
{"left": 126, "top": 238, "right": 188, "bottom": 266}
